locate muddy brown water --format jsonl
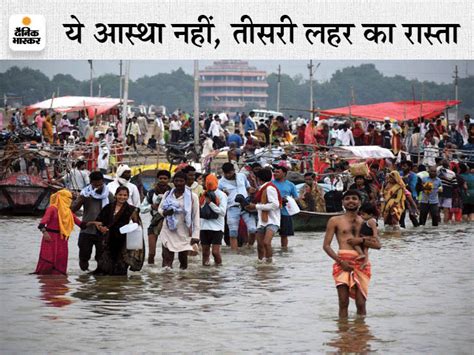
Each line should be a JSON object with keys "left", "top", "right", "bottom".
{"left": 1, "top": 215, "right": 472, "bottom": 353}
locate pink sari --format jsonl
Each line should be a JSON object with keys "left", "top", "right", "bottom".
{"left": 34, "top": 206, "right": 81, "bottom": 275}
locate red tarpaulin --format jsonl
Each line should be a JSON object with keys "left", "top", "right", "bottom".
{"left": 319, "top": 100, "right": 461, "bottom": 122}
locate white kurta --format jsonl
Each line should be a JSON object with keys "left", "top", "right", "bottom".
{"left": 98, "top": 145, "right": 109, "bottom": 171}
{"left": 158, "top": 191, "right": 200, "bottom": 252}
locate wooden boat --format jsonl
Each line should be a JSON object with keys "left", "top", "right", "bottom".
{"left": 0, "top": 173, "right": 58, "bottom": 215}
{"left": 293, "top": 210, "right": 344, "bottom": 232}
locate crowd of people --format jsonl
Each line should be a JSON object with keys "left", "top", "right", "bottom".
{"left": 16, "top": 107, "right": 472, "bottom": 317}
{"left": 33, "top": 162, "right": 305, "bottom": 275}
{"left": 32, "top": 154, "right": 474, "bottom": 275}
{"left": 4, "top": 106, "right": 474, "bottom": 302}
{"left": 4, "top": 107, "right": 474, "bottom": 178}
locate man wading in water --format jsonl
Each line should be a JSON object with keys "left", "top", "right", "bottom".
{"left": 158, "top": 172, "right": 200, "bottom": 270}
{"left": 323, "top": 190, "right": 381, "bottom": 318}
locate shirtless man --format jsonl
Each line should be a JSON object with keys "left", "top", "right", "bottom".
{"left": 323, "top": 190, "right": 381, "bottom": 318}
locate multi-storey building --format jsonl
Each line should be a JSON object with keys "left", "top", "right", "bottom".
{"left": 199, "top": 60, "right": 268, "bottom": 113}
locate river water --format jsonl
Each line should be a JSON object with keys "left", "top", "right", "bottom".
{"left": 0, "top": 215, "right": 472, "bottom": 354}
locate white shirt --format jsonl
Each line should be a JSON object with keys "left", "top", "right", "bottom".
{"left": 296, "top": 116, "right": 306, "bottom": 127}
{"left": 126, "top": 122, "right": 141, "bottom": 136}
{"left": 323, "top": 176, "right": 344, "bottom": 191}
{"left": 423, "top": 144, "right": 439, "bottom": 167}
{"left": 337, "top": 129, "right": 355, "bottom": 146}
{"left": 154, "top": 117, "right": 164, "bottom": 131}
{"left": 208, "top": 120, "right": 222, "bottom": 138}
{"left": 66, "top": 168, "right": 90, "bottom": 190}
{"left": 200, "top": 189, "right": 228, "bottom": 232}
{"left": 218, "top": 112, "right": 228, "bottom": 124}
{"left": 201, "top": 137, "right": 214, "bottom": 158}
{"left": 98, "top": 144, "right": 110, "bottom": 170}
{"left": 169, "top": 120, "right": 182, "bottom": 131}
{"left": 255, "top": 184, "right": 281, "bottom": 227}
{"left": 107, "top": 180, "right": 141, "bottom": 207}
{"left": 218, "top": 173, "right": 250, "bottom": 206}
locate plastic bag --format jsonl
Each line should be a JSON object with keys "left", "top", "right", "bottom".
{"left": 285, "top": 196, "right": 301, "bottom": 216}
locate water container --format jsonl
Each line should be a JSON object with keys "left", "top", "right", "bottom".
{"left": 286, "top": 196, "right": 301, "bottom": 216}
{"left": 120, "top": 222, "right": 138, "bottom": 234}
{"left": 126, "top": 225, "right": 143, "bottom": 250}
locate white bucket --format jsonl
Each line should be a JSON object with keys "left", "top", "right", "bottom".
{"left": 126, "top": 225, "right": 143, "bottom": 250}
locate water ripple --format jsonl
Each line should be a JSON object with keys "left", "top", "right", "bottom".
{"left": 0, "top": 216, "right": 472, "bottom": 353}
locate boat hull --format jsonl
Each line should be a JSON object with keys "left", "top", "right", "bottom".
{"left": 0, "top": 174, "right": 56, "bottom": 215}
{"left": 293, "top": 211, "right": 344, "bottom": 232}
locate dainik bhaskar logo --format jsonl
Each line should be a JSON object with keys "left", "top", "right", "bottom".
{"left": 9, "top": 15, "right": 45, "bottom": 51}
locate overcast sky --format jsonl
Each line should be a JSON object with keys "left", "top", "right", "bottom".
{"left": 0, "top": 60, "right": 471, "bottom": 84}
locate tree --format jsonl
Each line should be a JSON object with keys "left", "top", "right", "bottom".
{"left": 0, "top": 66, "right": 52, "bottom": 105}
{"left": 51, "top": 74, "right": 81, "bottom": 97}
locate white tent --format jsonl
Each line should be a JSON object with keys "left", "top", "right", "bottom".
{"left": 26, "top": 96, "right": 132, "bottom": 118}
{"left": 331, "top": 145, "right": 395, "bottom": 160}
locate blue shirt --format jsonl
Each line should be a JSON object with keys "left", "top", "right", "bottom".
{"left": 272, "top": 179, "right": 298, "bottom": 216}
{"left": 227, "top": 133, "right": 243, "bottom": 147}
{"left": 420, "top": 176, "right": 442, "bottom": 204}
{"left": 218, "top": 173, "right": 250, "bottom": 207}
{"left": 401, "top": 171, "right": 418, "bottom": 199}
{"left": 244, "top": 117, "right": 256, "bottom": 133}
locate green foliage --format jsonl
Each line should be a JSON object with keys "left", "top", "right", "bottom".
{"left": 0, "top": 67, "right": 52, "bottom": 104}
{"left": 51, "top": 73, "right": 81, "bottom": 96}
{"left": 0, "top": 64, "right": 471, "bottom": 116}
{"left": 132, "top": 68, "right": 194, "bottom": 110}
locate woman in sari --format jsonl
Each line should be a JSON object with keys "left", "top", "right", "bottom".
{"left": 42, "top": 114, "right": 54, "bottom": 143}
{"left": 34, "top": 189, "right": 83, "bottom": 275}
{"left": 352, "top": 121, "right": 365, "bottom": 146}
{"left": 314, "top": 122, "right": 329, "bottom": 147}
{"left": 391, "top": 127, "right": 402, "bottom": 154}
{"left": 382, "top": 170, "right": 406, "bottom": 229}
{"left": 92, "top": 186, "right": 141, "bottom": 275}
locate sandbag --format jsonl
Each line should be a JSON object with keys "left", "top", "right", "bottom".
{"left": 349, "top": 162, "right": 368, "bottom": 177}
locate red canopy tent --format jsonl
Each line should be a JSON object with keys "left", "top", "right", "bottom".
{"left": 319, "top": 100, "right": 461, "bottom": 122}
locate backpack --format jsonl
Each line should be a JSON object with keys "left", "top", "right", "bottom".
{"left": 200, "top": 203, "right": 219, "bottom": 220}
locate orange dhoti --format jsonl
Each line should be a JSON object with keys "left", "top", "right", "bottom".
{"left": 333, "top": 250, "right": 371, "bottom": 300}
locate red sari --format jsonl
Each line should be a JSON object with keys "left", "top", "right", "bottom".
{"left": 34, "top": 206, "right": 81, "bottom": 275}
{"left": 352, "top": 123, "right": 365, "bottom": 146}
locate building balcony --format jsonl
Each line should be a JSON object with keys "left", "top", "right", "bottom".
{"left": 204, "top": 101, "right": 267, "bottom": 109}
{"left": 200, "top": 92, "right": 269, "bottom": 98}
{"left": 199, "top": 71, "right": 267, "bottom": 77}
{"left": 199, "top": 81, "right": 269, "bottom": 88}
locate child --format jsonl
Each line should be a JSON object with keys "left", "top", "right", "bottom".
{"left": 355, "top": 203, "right": 379, "bottom": 269}
{"left": 147, "top": 135, "right": 157, "bottom": 150}
{"left": 244, "top": 168, "right": 282, "bottom": 263}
